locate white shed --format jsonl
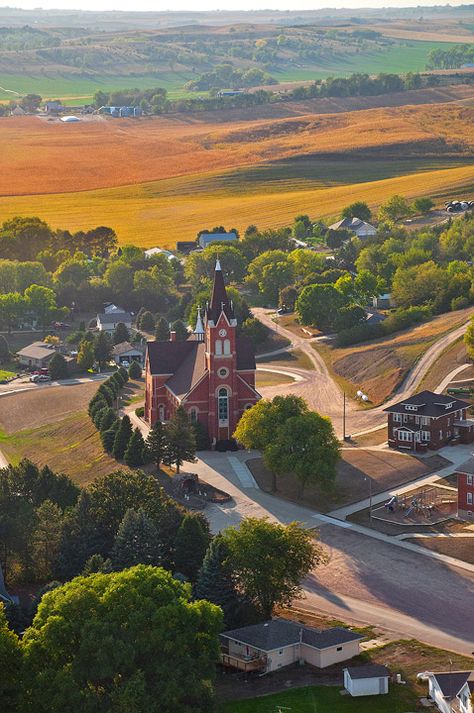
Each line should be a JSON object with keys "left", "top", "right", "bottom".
{"left": 344, "top": 664, "right": 390, "bottom": 697}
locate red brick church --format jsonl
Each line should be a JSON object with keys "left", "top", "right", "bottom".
{"left": 144, "top": 260, "right": 261, "bottom": 445}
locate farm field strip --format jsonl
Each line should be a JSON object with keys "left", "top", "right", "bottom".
{"left": 2, "top": 161, "right": 474, "bottom": 246}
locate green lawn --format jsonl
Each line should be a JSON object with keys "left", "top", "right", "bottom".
{"left": 222, "top": 685, "right": 416, "bottom": 713}
{"left": 0, "top": 369, "right": 15, "bottom": 380}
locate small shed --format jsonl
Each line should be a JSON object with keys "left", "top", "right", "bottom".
{"left": 344, "top": 664, "right": 390, "bottom": 697}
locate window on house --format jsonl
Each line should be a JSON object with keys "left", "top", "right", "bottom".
{"left": 158, "top": 404, "right": 165, "bottom": 421}
{"left": 215, "top": 340, "right": 222, "bottom": 356}
{"left": 439, "top": 430, "right": 443, "bottom": 439}
{"left": 421, "top": 431, "right": 430, "bottom": 442}
{"left": 189, "top": 408, "right": 198, "bottom": 423}
{"left": 468, "top": 492, "right": 473, "bottom": 505}
{"left": 399, "top": 431, "right": 413, "bottom": 442}
{"left": 467, "top": 475, "right": 473, "bottom": 485}
{"left": 278, "top": 650, "right": 283, "bottom": 655}
{"left": 223, "top": 339, "right": 231, "bottom": 355}
{"left": 403, "top": 414, "right": 408, "bottom": 423}
{"left": 393, "top": 413, "right": 401, "bottom": 422}
{"left": 218, "top": 388, "right": 229, "bottom": 422}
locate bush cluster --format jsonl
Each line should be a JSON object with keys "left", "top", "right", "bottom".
{"left": 335, "top": 305, "right": 430, "bottom": 347}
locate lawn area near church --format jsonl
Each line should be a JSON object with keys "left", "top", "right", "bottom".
{"left": 222, "top": 684, "right": 416, "bottom": 713}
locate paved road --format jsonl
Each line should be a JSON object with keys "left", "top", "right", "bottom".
{"left": 188, "top": 450, "right": 474, "bottom": 655}
{"left": 254, "top": 308, "right": 473, "bottom": 436}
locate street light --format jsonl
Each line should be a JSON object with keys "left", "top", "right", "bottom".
{"left": 365, "top": 476, "right": 373, "bottom": 519}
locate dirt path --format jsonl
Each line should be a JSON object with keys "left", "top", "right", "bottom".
{"left": 253, "top": 308, "right": 472, "bottom": 436}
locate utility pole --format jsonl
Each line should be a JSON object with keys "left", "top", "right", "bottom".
{"left": 343, "top": 391, "right": 346, "bottom": 441}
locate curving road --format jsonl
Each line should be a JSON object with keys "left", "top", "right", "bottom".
{"left": 254, "top": 308, "right": 472, "bottom": 436}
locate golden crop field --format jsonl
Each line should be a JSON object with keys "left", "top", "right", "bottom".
{"left": 3, "top": 100, "right": 474, "bottom": 246}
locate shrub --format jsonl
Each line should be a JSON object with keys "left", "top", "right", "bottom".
{"left": 118, "top": 366, "right": 129, "bottom": 382}
{"left": 98, "top": 383, "right": 114, "bottom": 406}
{"left": 193, "top": 421, "right": 210, "bottom": 450}
{"left": 451, "top": 296, "right": 469, "bottom": 311}
{"left": 128, "top": 360, "right": 142, "bottom": 379}
{"left": 135, "top": 406, "right": 145, "bottom": 418}
{"left": 49, "top": 352, "right": 69, "bottom": 380}
{"left": 98, "top": 407, "right": 117, "bottom": 432}
{"left": 101, "top": 421, "right": 119, "bottom": 452}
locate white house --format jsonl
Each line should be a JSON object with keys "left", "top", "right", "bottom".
{"left": 104, "top": 303, "right": 124, "bottom": 314}
{"left": 328, "top": 217, "right": 376, "bottom": 239}
{"left": 220, "top": 620, "right": 363, "bottom": 674}
{"left": 344, "top": 664, "right": 390, "bottom": 697}
{"left": 96, "top": 311, "right": 133, "bottom": 335}
{"left": 112, "top": 341, "right": 144, "bottom": 366}
{"left": 426, "top": 671, "right": 474, "bottom": 713}
{"left": 144, "top": 247, "right": 177, "bottom": 261}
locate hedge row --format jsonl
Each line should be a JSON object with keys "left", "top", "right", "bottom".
{"left": 335, "top": 305, "right": 431, "bottom": 347}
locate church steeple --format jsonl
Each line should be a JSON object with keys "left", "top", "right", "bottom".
{"left": 206, "top": 259, "right": 234, "bottom": 325}
{"left": 194, "top": 306, "right": 205, "bottom": 341}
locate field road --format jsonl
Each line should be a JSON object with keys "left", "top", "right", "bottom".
{"left": 253, "top": 308, "right": 472, "bottom": 437}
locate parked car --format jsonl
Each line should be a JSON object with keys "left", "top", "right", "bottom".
{"left": 30, "top": 374, "right": 50, "bottom": 383}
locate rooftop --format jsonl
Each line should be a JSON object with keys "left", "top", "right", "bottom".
{"left": 17, "top": 342, "right": 57, "bottom": 360}
{"left": 384, "top": 390, "right": 469, "bottom": 417}
{"left": 112, "top": 341, "right": 143, "bottom": 356}
{"left": 345, "top": 664, "right": 390, "bottom": 680}
{"left": 431, "top": 671, "right": 474, "bottom": 699}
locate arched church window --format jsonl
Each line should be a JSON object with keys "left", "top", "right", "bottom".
{"left": 218, "top": 387, "right": 229, "bottom": 422}
{"left": 223, "top": 339, "right": 231, "bottom": 355}
{"left": 215, "top": 340, "right": 222, "bottom": 356}
{"left": 158, "top": 404, "right": 165, "bottom": 421}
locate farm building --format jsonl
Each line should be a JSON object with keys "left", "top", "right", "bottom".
{"left": 343, "top": 664, "right": 390, "bottom": 697}
{"left": 220, "top": 619, "right": 363, "bottom": 674}
{"left": 385, "top": 390, "right": 474, "bottom": 451}
{"left": 328, "top": 216, "right": 376, "bottom": 239}
{"left": 100, "top": 106, "right": 142, "bottom": 118}
{"left": 198, "top": 230, "right": 238, "bottom": 249}
{"left": 144, "top": 247, "right": 177, "bottom": 261}
{"left": 112, "top": 342, "right": 144, "bottom": 366}
{"left": 44, "top": 100, "right": 63, "bottom": 114}
{"left": 176, "top": 241, "right": 198, "bottom": 254}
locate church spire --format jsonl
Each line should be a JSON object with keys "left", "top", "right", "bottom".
{"left": 206, "top": 259, "right": 234, "bottom": 324}
{"left": 194, "top": 306, "right": 205, "bottom": 341}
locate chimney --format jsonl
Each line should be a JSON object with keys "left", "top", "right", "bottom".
{"left": 170, "top": 331, "right": 177, "bottom": 342}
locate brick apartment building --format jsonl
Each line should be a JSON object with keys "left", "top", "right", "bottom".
{"left": 384, "top": 390, "right": 474, "bottom": 452}
{"left": 455, "top": 456, "right": 474, "bottom": 520}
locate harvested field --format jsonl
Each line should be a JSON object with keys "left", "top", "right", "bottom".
{"left": 247, "top": 448, "right": 444, "bottom": 512}
{"left": 0, "top": 411, "right": 124, "bottom": 486}
{"left": 0, "top": 382, "right": 100, "bottom": 433}
{"left": 315, "top": 307, "right": 473, "bottom": 405}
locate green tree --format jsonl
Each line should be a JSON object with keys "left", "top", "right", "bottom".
{"left": 378, "top": 194, "right": 413, "bottom": 223}
{"left": 154, "top": 317, "right": 170, "bottom": 341}
{"left": 82, "top": 553, "right": 112, "bottom": 576}
{"left": 32, "top": 500, "right": 64, "bottom": 581}
{"left": 128, "top": 360, "right": 142, "bottom": 379}
{"left": 264, "top": 412, "right": 340, "bottom": 493}
{"left": 194, "top": 535, "right": 247, "bottom": 628}
{"left": 246, "top": 250, "right": 294, "bottom": 304}
{"left": 174, "top": 514, "right": 210, "bottom": 582}
{"left": 222, "top": 518, "right": 325, "bottom": 618}
{"left": 138, "top": 310, "right": 155, "bottom": 332}
{"left": 98, "top": 407, "right": 116, "bottom": 433}
{"left": 21, "top": 566, "right": 222, "bottom": 713}
{"left": 111, "top": 508, "right": 162, "bottom": 569}
{"left": 341, "top": 201, "right": 372, "bottom": 222}
{"left": 77, "top": 339, "right": 95, "bottom": 371}
{"left": 0, "top": 293, "right": 26, "bottom": 333}
{"left": 413, "top": 197, "right": 435, "bottom": 215}
{"left": 0, "top": 335, "right": 9, "bottom": 364}
{"left": 101, "top": 421, "right": 119, "bottom": 453}
{"left": 185, "top": 244, "right": 247, "bottom": 285}
{"left": 464, "top": 315, "right": 474, "bottom": 360}
{"left": 112, "top": 415, "right": 133, "bottom": 460}
{"left": 171, "top": 319, "right": 188, "bottom": 341}
{"left": 163, "top": 407, "right": 196, "bottom": 473}
{"left": 94, "top": 331, "right": 112, "bottom": 370}
{"left": 145, "top": 420, "right": 166, "bottom": 468}
{"left": 295, "top": 283, "right": 347, "bottom": 329}
{"left": 124, "top": 428, "right": 145, "bottom": 467}
{"left": 113, "top": 322, "right": 131, "bottom": 345}
{"left": 48, "top": 352, "right": 68, "bottom": 380}
{"left": 240, "top": 317, "right": 268, "bottom": 346}
{"left": 391, "top": 261, "right": 448, "bottom": 307}
{"left": 0, "top": 604, "right": 22, "bottom": 713}
{"left": 24, "top": 284, "right": 58, "bottom": 330}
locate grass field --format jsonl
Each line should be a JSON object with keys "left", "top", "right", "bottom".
{"left": 256, "top": 370, "right": 295, "bottom": 388}
{"left": 314, "top": 307, "right": 473, "bottom": 406}
{"left": 222, "top": 683, "right": 416, "bottom": 713}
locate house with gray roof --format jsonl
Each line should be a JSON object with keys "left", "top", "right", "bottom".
{"left": 219, "top": 619, "right": 363, "bottom": 673}
{"left": 328, "top": 217, "right": 376, "bottom": 239}
{"left": 344, "top": 664, "right": 391, "bottom": 697}
{"left": 96, "top": 311, "right": 133, "bottom": 335}
{"left": 426, "top": 670, "right": 474, "bottom": 713}
{"left": 112, "top": 341, "right": 144, "bottom": 366}
{"left": 198, "top": 230, "right": 238, "bottom": 249}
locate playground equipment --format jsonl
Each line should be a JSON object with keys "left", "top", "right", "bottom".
{"left": 383, "top": 486, "right": 456, "bottom": 520}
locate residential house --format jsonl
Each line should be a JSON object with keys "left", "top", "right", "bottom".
{"left": 145, "top": 260, "right": 260, "bottom": 444}
{"left": 372, "top": 293, "right": 394, "bottom": 310}
{"left": 384, "top": 390, "right": 474, "bottom": 451}
{"left": 176, "top": 241, "right": 198, "bottom": 254}
{"left": 455, "top": 456, "right": 474, "bottom": 519}
{"left": 328, "top": 217, "right": 377, "bottom": 239}
{"left": 344, "top": 664, "right": 390, "bottom": 697}
{"left": 426, "top": 671, "right": 474, "bottom": 713}
{"left": 104, "top": 303, "right": 123, "bottom": 314}
{"left": 198, "top": 230, "right": 238, "bottom": 249}
{"left": 220, "top": 620, "right": 363, "bottom": 674}
{"left": 17, "top": 341, "right": 77, "bottom": 373}
{"left": 112, "top": 341, "right": 144, "bottom": 366}
{"left": 44, "top": 100, "right": 63, "bottom": 114}
{"left": 96, "top": 311, "right": 133, "bottom": 335}
{"left": 365, "top": 309, "right": 386, "bottom": 326}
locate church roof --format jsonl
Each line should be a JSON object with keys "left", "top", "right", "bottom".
{"left": 147, "top": 340, "right": 199, "bottom": 375}
{"left": 236, "top": 336, "right": 256, "bottom": 370}
{"left": 206, "top": 259, "right": 234, "bottom": 324}
{"left": 166, "top": 342, "right": 207, "bottom": 398}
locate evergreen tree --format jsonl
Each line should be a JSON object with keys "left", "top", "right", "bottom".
{"left": 174, "top": 514, "right": 210, "bottom": 582}
{"left": 139, "top": 310, "right": 155, "bottom": 332}
{"left": 154, "top": 317, "right": 170, "bottom": 341}
{"left": 118, "top": 365, "right": 129, "bottom": 382}
{"left": 113, "top": 322, "right": 130, "bottom": 345}
{"left": 194, "top": 535, "right": 245, "bottom": 628}
{"left": 0, "top": 604, "right": 22, "bottom": 712}
{"left": 82, "top": 553, "right": 112, "bottom": 576}
{"left": 101, "top": 420, "right": 119, "bottom": 452}
{"left": 112, "top": 415, "right": 133, "bottom": 460}
{"left": 128, "top": 360, "right": 142, "bottom": 379}
{"left": 124, "top": 428, "right": 145, "bottom": 467}
{"left": 163, "top": 406, "right": 196, "bottom": 473}
{"left": 88, "top": 392, "right": 107, "bottom": 417}
{"left": 145, "top": 420, "right": 166, "bottom": 468}
{"left": 111, "top": 508, "right": 162, "bottom": 570}
{"left": 98, "top": 407, "right": 116, "bottom": 432}
{"left": 171, "top": 319, "right": 188, "bottom": 341}
{"left": 0, "top": 335, "right": 10, "bottom": 364}
{"left": 48, "top": 352, "right": 68, "bottom": 380}
{"left": 94, "top": 331, "right": 112, "bottom": 370}
{"left": 77, "top": 339, "right": 94, "bottom": 371}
